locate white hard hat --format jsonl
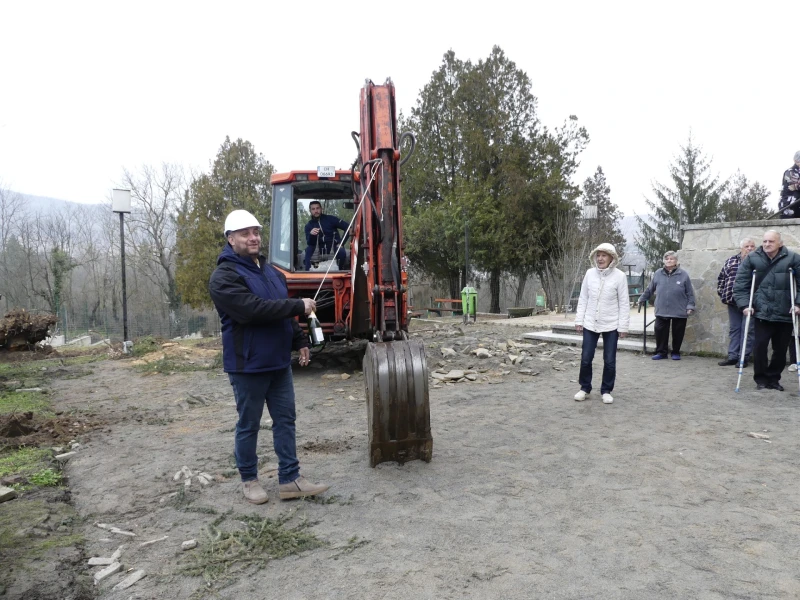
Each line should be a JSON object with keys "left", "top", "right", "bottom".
{"left": 224, "top": 210, "right": 261, "bottom": 235}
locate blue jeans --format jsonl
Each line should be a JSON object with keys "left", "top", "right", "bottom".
{"left": 578, "top": 329, "right": 619, "bottom": 394}
{"left": 727, "top": 304, "right": 754, "bottom": 361}
{"left": 228, "top": 368, "right": 299, "bottom": 484}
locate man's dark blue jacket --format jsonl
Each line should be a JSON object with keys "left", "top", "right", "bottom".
{"left": 305, "top": 214, "right": 349, "bottom": 249}
{"left": 209, "top": 244, "right": 308, "bottom": 373}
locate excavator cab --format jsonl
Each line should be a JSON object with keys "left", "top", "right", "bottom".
{"left": 269, "top": 170, "right": 356, "bottom": 340}
{"left": 269, "top": 172, "right": 355, "bottom": 273}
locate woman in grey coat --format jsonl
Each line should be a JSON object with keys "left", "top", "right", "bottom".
{"left": 638, "top": 251, "right": 696, "bottom": 360}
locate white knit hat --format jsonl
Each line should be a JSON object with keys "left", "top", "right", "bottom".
{"left": 589, "top": 243, "right": 619, "bottom": 262}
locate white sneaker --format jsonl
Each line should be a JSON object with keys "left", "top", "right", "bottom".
{"left": 789, "top": 364, "right": 798, "bottom": 372}
{"left": 602, "top": 393, "right": 614, "bottom": 404}
{"left": 574, "top": 390, "right": 589, "bottom": 401}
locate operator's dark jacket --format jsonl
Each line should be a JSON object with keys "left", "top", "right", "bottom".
{"left": 733, "top": 246, "right": 800, "bottom": 323}
{"left": 209, "top": 244, "right": 308, "bottom": 373}
{"left": 305, "top": 214, "right": 349, "bottom": 248}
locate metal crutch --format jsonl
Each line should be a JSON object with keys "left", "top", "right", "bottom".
{"left": 790, "top": 269, "right": 800, "bottom": 395}
{"left": 735, "top": 270, "right": 757, "bottom": 393}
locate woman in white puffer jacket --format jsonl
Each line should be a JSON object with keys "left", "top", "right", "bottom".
{"left": 573, "top": 243, "right": 630, "bottom": 404}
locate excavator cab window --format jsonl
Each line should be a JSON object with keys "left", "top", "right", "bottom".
{"left": 269, "top": 184, "right": 293, "bottom": 270}
{"left": 293, "top": 183, "right": 354, "bottom": 273}
{"left": 270, "top": 179, "right": 355, "bottom": 272}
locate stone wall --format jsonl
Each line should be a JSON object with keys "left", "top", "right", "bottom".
{"left": 678, "top": 219, "right": 800, "bottom": 355}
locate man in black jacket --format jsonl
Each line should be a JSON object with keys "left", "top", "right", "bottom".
{"left": 303, "top": 201, "right": 349, "bottom": 270}
{"left": 733, "top": 230, "right": 800, "bottom": 391}
{"left": 209, "top": 209, "right": 329, "bottom": 504}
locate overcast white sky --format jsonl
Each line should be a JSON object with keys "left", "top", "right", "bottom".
{"left": 1, "top": 1, "right": 795, "bottom": 219}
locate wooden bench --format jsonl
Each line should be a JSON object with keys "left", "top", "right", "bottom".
{"left": 425, "top": 298, "right": 462, "bottom": 318}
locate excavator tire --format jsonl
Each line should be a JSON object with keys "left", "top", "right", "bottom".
{"left": 364, "top": 339, "right": 432, "bottom": 467}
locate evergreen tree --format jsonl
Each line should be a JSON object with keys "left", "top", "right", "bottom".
{"left": 581, "top": 166, "right": 626, "bottom": 257}
{"left": 401, "top": 47, "right": 588, "bottom": 311}
{"left": 175, "top": 137, "right": 274, "bottom": 308}
{"left": 719, "top": 170, "right": 771, "bottom": 222}
{"left": 635, "top": 137, "right": 724, "bottom": 269}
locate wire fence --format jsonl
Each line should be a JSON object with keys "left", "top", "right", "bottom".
{"left": 54, "top": 302, "right": 221, "bottom": 344}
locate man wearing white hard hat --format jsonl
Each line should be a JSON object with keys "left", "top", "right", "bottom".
{"left": 573, "top": 243, "right": 630, "bottom": 405}
{"left": 209, "top": 209, "right": 329, "bottom": 504}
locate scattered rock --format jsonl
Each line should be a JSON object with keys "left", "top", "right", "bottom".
{"left": 96, "top": 523, "right": 136, "bottom": 537}
{"left": 0, "top": 486, "right": 17, "bottom": 503}
{"left": 340, "top": 373, "right": 351, "bottom": 380}
{"left": 442, "top": 370, "right": 465, "bottom": 381}
{"left": 54, "top": 451, "right": 76, "bottom": 462}
{"left": 747, "top": 432, "right": 770, "bottom": 440}
{"left": 518, "top": 369, "right": 539, "bottom": 376}
{"left": 93, "top": 562, "right": 122, "bottom": 584}
{"left": 112, "top": 570, "right": 146, "bottom": 591}
{"left": 88, "top": 557, "right": 114, "bottom": 566}
{"left": 182, "top": 539, "right": 197, "bottom": 551}
{"left": 474, "top": 348, "right": 491, "bottom": 359}
{"left": 140, "top": 535, "right": 168, "bottom": 547}
{"left": 440, "top": 347, "right": 457, "bottom": 357}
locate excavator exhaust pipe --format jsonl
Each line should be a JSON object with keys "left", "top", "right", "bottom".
{"left": 364, "top": 339, "right": 432, "bottom": 467}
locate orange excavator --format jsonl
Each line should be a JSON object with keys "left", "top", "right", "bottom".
{"left": 268, "top": 79, "right": 432, "bottom": 467}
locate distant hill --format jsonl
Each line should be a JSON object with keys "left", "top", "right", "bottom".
{"left": 19, "top": 193, "right": 105, "bottom": 213}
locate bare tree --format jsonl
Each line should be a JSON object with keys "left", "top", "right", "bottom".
{"left": 120, "top": 163, "right": 185, "bottom": 313}
{"left": 539, "top": 210, "right": 588, "bottom": 313}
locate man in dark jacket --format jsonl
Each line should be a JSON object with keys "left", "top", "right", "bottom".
{"left": 778, "top": 151, "right": 800, "bottom": 218}
{"left": 304, "top": 201, "right": 349, "bottom": 270}
{"left": 733, "top": 230, "right": 800, "bottom": 391}
{"left": 209, "top": 209, "right": 329, "bottom": 504}
{"left": 716, "top": 237, "right": 756, "bottom": 366}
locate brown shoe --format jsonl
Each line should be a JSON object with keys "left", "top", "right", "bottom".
{"left": 242, "top": 480, "right": 269, "bottom": 504}
{"left": 279, "top": 476, "right": 329, "bottom": 500}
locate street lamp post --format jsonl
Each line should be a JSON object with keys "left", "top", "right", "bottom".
{"left": 112, "top": 189, "right": 132, "bottom": 353}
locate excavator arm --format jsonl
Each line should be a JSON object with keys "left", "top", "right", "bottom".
{"left": 354, "top": 79, "right": 432, "bottom": 467}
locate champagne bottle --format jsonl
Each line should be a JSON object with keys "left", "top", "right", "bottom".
{"left": 307, "top": 311, "right": 324, "bottom": 346}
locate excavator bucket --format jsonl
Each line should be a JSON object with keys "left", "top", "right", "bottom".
{"left": 364, "top": 339, "right": 432, "bottom": 467}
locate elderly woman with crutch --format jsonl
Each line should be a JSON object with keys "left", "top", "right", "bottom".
{"left": 573, "top": 243, "right": 630, "bottom": 405}
{"left": 638, "top": 251, "right": 695, "bottom": 360}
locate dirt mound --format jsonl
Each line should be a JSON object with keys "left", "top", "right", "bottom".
{"left": 0, "top": 309, "right": 58, "bottom": 351}
{"left": 0, "top": 412, "right": 104, "bottom": 448}
{"left": 130, "top": 342, "right": 220, "bottom": 367}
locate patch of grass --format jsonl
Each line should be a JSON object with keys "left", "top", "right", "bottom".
{"left": 0, "top": 447, "right": 52, "bottom": 479}
{"left": 29, "top": 468, "right": 62, "bottom": 487}
{"left": 185, "top": 505, "right": 218, "bottom": 515}
{"left": 0, "top": 354, "right": 105, "bottom": 388}
{"left": 134, "top": 358, "right": 213, "bottom": 375}
{"left": 182, "top": 512, "right": 326, "bottom": 586}
{"left": 35, "top": 532, "right": 84, "bottom": 552}
{"left": 0, "top": 391, "right": 53, "bottom": 417}
{"left": 131, "top": 335, "right": 162, "bottom": 357}
{"left": 302, "top": 494, "right": 352, "bottom": 506}
{"left": 330, "top": 535, "right": 370, "bottom": 559}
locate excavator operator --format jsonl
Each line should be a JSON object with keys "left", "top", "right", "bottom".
{"left": 303, "top": 200, "right": 349, "bottom": 271}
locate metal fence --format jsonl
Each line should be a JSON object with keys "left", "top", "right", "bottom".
{"left": 55, "top": 302, "right": 221, "bottom": 344}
